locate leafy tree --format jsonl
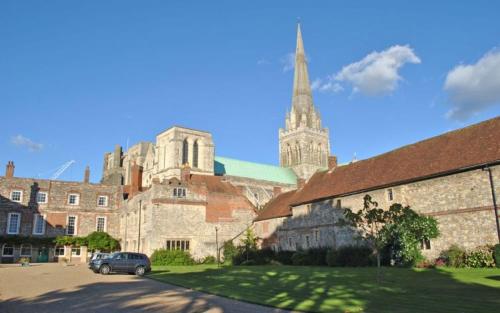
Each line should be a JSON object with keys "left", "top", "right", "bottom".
{"left": 338, "top": 195, "right": 391, "bottom": 272}
{"left": 339, "top": 194, "right": 439, "bottom": 280}
{"left": 240, "top": 228, "right": 258, "bottom": 261}
{"left": 86, "top": 231, "right": 120, "bottom": 252}
{"left": 380, "top": 204, "right": 439, "bottom": 266}
{"left": 223, "top": 240, "right": 237, "bottom": 264}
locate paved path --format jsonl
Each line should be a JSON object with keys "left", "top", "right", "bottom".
{"left": 0, "top": 263, "right": 292, "bottom": 313}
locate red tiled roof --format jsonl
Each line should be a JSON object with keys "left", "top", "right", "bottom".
{"left": 254, "top": 190, "right": 298, "bottom": 221}
{"left": 256, "top": 116, "right": 500, "bottom": 220}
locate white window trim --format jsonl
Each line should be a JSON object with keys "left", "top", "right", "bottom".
{"left": 20, "top": 244, "right": 32, "bottom": 257}
{"left": 96, "top": 216, "right": 107, "bottom": 232}
{"left": 7, "top": 212, "right": 21, "bottom": 234}
{"left": 36, "top": 191, "right": 48, "bottom": 204}
{"left": 97, "top": 195, "right": 108, "bottom": 207}
{"left": 66, "top": 215, "right": 78, "bottom": 235}
{"left": 2, "top": 244, "right": 14, "bottom": 257}
{"left": 10, "top": 190, "right": 23, "bottom": 203}
{"left": 32, "top": 213, "right": 46, "bottom": 235}
{"left": 54, "top": 246, "right": 65, "bottom": 256}
{"left": 68, "top": 193, "right": 80, "bottom": 206}
{"left": 71, "top": 247, "right": 81, "bottom": 256}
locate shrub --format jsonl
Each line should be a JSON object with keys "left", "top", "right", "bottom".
{"left": 275, "top": 250, "right": 294, "bottom": 265}
{"left": 306, "top": 248, "right": 328, "bottom": 266}
{"left": 441, "top": 245, "right": 466, "bottom": 267}
{"left": 494, "top": 244, "right": 500, "bottom": 268}
{"left": 434, "top": 257, "right": 446, "bottom": 267}
{"left": 334, "top": 246, "right": 373, "bottom": 267}
{"left": 200, "top": 255, "right": 217, "bottom": 264}
{"left": 326, "top": 249, "right": 337, "bottom": 267}
{"left": 464, "top": 246, "right": 495, "bottom": 268}
{"left": 291, "top": 250, "right": 312, "bottom": 265}
{"left": 223, "top": 241, "right": 237, "bottom": 264}
{"left": 150, "top": 249, "right": 194, "bottom": 266}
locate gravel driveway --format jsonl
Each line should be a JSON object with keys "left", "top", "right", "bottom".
{"left": 0, "top": 263, "right": 292, "bottom": 313}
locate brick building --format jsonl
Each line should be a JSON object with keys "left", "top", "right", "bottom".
{"left": 0, "top": 164, "right": 121, "bottom": 263}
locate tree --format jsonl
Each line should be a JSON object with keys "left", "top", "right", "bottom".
{"left": 380, "top": 204, "right": 439, "bottom": 266}
{"left": 338, "top": 194, "right": 439, "bottom": 280}
{"left": 338, "top": 195, "right": 390, "bottom": 273}
{"left": 86, "top": 231, "right": 120, "bottom": 252}
{"left": 240, "top": 228, "right": 258, "bottom": 261}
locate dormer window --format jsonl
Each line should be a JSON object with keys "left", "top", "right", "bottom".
{"left": 173, "top": 187, "right": 186, "bottom": 198}
{"left": 11, "top": 190, "right": 23, "bottom": 203}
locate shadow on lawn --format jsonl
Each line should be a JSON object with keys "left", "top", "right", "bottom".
{"left": 150, "top": 266, "right": 500, "bottom": 313}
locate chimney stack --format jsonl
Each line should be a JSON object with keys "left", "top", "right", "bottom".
{"left": 297, "top": 178, "right": 306, "bottom": 189}
{"left": 181, "top": 163, "right": 191, "bottom": 182}
{"left": 130, "top": 161, "right": 143, "bottom": 193}
{"left": 84, "top": 166, "right": 90, "bottom": 183}
{"left": 273, "top": 186, "right": 282, "bottom": 197}
{"left": 5, "top": 161, "right": 15, "bottom": 178}
{"left": 328, "top": 155, "right": 338, "bottom": 170}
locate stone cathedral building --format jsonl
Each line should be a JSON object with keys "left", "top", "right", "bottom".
{"left": 0, "top": 24, "right": 499, "bottom": 263}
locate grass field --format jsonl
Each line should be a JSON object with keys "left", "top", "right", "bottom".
{"left": 148, "top": 265, "right": 500, "bottom": 313}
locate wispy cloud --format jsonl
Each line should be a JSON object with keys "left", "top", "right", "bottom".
{"left": 311, "top": 78, "right": 343, "bottom": 93}
{"left": 444, "top": 49, "right": 500, "bottom": 120}
{"left": 257, "top": 58, "right": 270, "bottom": 65}
{"left": 11, "top": 134, "right": 43, "bottom": 152}
{"left": 313, "top": 45, "right": 420, "bottom": 96}
{"left": 281, "top": 52, "right": 295, "bottom": 72}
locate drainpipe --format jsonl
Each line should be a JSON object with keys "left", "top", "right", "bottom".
{"left": 483, "top": 166, "right": 500, "bottom": 243}
{"left": 137, "top": 200, "right": 142, "bottom": 253}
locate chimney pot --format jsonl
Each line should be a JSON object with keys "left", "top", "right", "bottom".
{"left": 84, "top": 166, "right": 90, "bottom": 183}
{"left": 328, "top": 156, "right": 338, "bottom": 170}
{"left": 297, "top": 178, "right": 306, "bottom": 189}
{"left": 5, "top": 161, "right": 15, "bottom": 178}
{"left": 181, "top": 164, "right": 191, "bottom": 182}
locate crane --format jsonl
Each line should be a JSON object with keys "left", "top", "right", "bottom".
{"left": 51, "top": 160, "right": 76, "bottom": 180}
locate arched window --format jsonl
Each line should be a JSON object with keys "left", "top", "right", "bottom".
{"left": 192, "top": 140, "right": 199, "bottom": 168}
{"left": 182, "top": 139, "right": 189, "bottom": 165}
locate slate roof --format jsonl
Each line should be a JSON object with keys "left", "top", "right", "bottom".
{"left": 214, "top": 156, "right": 297, "bottom": 185}
{"left": 255, "top": 116, "right": 500, "bottom": 221}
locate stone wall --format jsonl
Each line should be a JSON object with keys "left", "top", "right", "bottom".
{"left": 257, "top": 165, "right": 500, "bottom": 260}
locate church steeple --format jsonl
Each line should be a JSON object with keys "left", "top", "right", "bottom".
{"left": 292, "top": 23, "right": 313, "bottom": 114}
{"left": 279, "top": 24, "right": 331, "bottom": 180}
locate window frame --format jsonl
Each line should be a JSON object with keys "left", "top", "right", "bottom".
{"left": 10, "top": 190, "right": 23, "bottom": 203}
{"left": 71, "top": 247, "right": 81, "bottom": 256}
{"left": 32, "top": 213, "right": 46, "bottom": 235}
{"left": 97, "top": 195, "right": 108, "bottom": 207}
{"left": 68, "top": 193, "right": 80, "bottom": 206}
{"left": 96, "top": 216, "right": 107, "bottom": 232}
{"left": 164, "top": 239, "right": 190, "bottom": 251}
{"left": 2, "top": 243, "right": 14, "bottom": 257}
{"left": 54, "top": 246, "right": 65, "bottom": 256}
{"left": 36, "top": 191, "right": 48, "bottom": 204}
{"left": 66, "top": 215, "right": 77, "bottom": 236}
{"left": 387, "top": 188, "right": 394, "bottom": 202}
{"left": 7, "top": 212, "right": 21, "bottom": 234}
{"left": 20, "top": 244, "right": 32, "bottom": 257}
{"left": 173, "top": 187, "right": 187, "bottom": 198}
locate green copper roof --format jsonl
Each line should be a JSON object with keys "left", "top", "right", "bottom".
{"left": 214, "top": 156, "right": 297, "bottom": 185}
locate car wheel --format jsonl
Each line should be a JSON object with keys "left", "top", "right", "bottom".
{"left": 100, "top": 264, "right": 111, "bottom": 275}
{"left": 135, "top": 266, "right": 145, "bottom": 276}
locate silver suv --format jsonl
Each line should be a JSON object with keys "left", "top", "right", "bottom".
{"left": 90, "top": 252, "right": 151, "bottom": 276}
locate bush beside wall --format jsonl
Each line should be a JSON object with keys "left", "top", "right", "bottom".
{"left": 150, "top": 249, "right": 194, "bottom": 266}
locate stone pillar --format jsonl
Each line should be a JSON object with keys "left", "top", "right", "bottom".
{"left": 80, "top": 246, "right": 88, "bottom": 263}
{"left": 181, "top": 164, "right": 191, "bottom": 182}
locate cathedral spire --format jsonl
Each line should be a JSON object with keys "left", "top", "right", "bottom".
{"left": 292, "top": 23, "right": 313, "bottom": 113}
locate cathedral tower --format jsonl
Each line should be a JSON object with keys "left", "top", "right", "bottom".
{"left": 279, "top": 24, "right": 330, "bottom": 180}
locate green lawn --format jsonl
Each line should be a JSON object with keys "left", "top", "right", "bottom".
{"left": 148, "top": 265, "right": 500, "bottom": 313}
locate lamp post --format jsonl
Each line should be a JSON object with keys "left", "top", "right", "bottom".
{"left": 483, "top": 166, "right": 500, "bottom": 243}
{"left": 215, "top": 226, "right": 220, "bottom": 267}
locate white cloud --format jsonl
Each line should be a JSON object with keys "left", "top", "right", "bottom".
{"left": 11, "top": 135, "right": 43, "bottom": 152}
{"left": 281, "top": 52, "right": 295, "bottom": 72}
{"left": 334, "top": 45, "right": 420, "bottom": 96}
{"left": 444, "top": 50, "right": 500, "bottom": 120}
{"left": 311, "top": 78, "right": 343, "bottom": 93}
{"left": 257, "top": 58, "right": 270, "bottom": 65}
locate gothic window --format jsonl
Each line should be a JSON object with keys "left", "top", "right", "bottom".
{"left": 192, "top": 140, "right": 199, "bottom": 168}
{"left": 182, "top": 139, "right": 189, "bottom": 165}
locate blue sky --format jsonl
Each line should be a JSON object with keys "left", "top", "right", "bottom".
{"left": 1, "top": 1, "right": 499, "bottom": 182}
